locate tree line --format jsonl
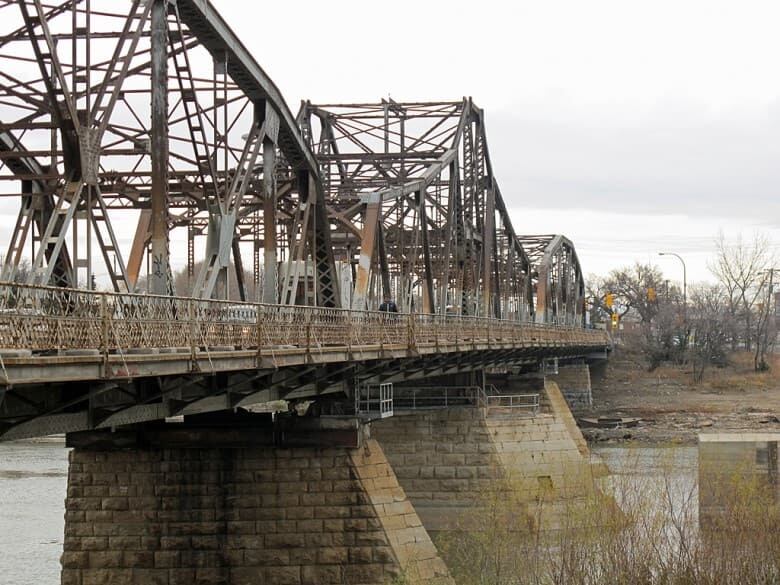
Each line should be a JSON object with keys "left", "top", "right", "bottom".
{"left": 587, "top": 233, "right": 777, "bottom": 381}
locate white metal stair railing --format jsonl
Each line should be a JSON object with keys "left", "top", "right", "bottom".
{"left": 354, "top": 382, "right": 393, "bottom": 420}
{"left": 541, "top": 357, "right": 559, "bottom": 375}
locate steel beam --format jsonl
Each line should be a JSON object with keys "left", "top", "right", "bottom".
{"left": 149, "top": 0, "right": 172, "bottom": 295}
{"left": 262, "top": 137, "right": 277, "bottom": 303}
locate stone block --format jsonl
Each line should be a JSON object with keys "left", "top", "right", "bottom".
{"left": 82, "top": 568, "right": 134, "bottom": 585}
{"left": 229, "top": 567, "right": 265, "bottom": 585}
{"left": 153, "top": 551, "right": 181, "bottom": 569}
{"left": 264, "top": 566, "right": 301, "bottom": 585}
{"left": 313, "top": 506, "right": 351, "bottom": 519}
{"left": 433, "top": 467, "right": 456, "bottom": 479}
{"left": 300, "top": 565, "right": 342, "bottom": 585}
{"left": 244, "top": 548, "right": 290, "bottom": 566}
{"left": 62, "top": 551, "right": 89, "bottom": 569}
{"left": 88, "top": 551, "right": 122, "bottom": 569}
{"left": 264, "top": 533, "right": 306, "bottom": 548}
{"left": 288, "top": 547, "right": 316, "bottom": 565}
{"left": 122, "top": 551, "right": 154, "bottom": 568}
{"left": 61, "top": 568, "right": 82, "bottom": 585}
{"left": 342, "top": 563, "right": 385, "bottom": 584}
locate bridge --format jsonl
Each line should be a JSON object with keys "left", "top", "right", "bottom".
{"left": 0, "top": 2, "right": 608, "bottom": 584}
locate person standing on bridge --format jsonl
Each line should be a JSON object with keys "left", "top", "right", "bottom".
{"left": 378, "top": 296, "right": 398, "bottom": 313}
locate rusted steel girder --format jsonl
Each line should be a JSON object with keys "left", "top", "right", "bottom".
{"left": 519, "top": 234, "right": 586, "bottom": 327}
{"left": 299, "top": 99, "right": 535, "bottom": 320}
{"left": 0, "top": 0, "right": 339, "bottom": 306}
{"left": 0, "top": 2, "right": 586, "bottom": 321}
{"left": 149, "top": 0, "right": 172, "bottom": 295}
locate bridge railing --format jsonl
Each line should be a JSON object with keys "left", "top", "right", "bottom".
{"left": 479, "top": 385, "right": 540, "bottom": 416}
{"left": 0, "top": 282, "right": 608, "bottom": 353}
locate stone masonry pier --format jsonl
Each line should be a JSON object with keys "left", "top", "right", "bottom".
{"left": 371, "top": 380, "right": 594, "bottom": 534}
{"left": 58, "top": 379, "right": 599, "bottom": 584}
{"left": 60, "top": 427, "right": 453, "bottom": 585}
{"left": 546, "top": 362, "right": 593, "bottom": 411}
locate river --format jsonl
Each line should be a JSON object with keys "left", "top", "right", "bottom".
{"left": 0, "top": 441, "right": 698, "bottom": 585}
{"left": 0, "top": 439, "right": 68, "bottom": 585}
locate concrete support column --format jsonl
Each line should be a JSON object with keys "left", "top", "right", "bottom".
{"left": 546, "top": 363, "right": 593, "bottom": 410}
{"left": 60, "top": 426, "right": 453, "bottom": 585}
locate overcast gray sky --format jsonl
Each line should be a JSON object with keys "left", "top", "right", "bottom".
{"left": 215, "top": 0, "right": 780, "bottom": 283}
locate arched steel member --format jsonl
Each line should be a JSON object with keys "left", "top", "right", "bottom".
{"left": 0, "top": 0, "right": 339, "bottom": 306}
{"left": 519, "top": 234, "right": 585, "bottom": 326}
{"left": 299, "top": 98, "right": 534, "bottom": 319}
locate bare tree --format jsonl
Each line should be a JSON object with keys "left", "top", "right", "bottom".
{"left": 585, "top": 273, "right": 618, "bottom": 326}
{"left": 0, "top": 257, "right": 32, "bottom": 284}
{"left": 709, "top": 232, "right": 772, "bottom": 351}
{"left": 604, "top": 262, "right": 665, "bottom": 323}
{"left": 588, "top": 263, "right": 689, "bottom": 369}
{"left": 754, "top": 270, "right": 777, "bottom": 371}
{"left": 688, "top": 284, "right": 731, "bottom": 383}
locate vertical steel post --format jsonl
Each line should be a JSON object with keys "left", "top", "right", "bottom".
{"left": 482, "top": 183, "right": 495, "bottom": 317}
{"left": 352, "top": 192, "right": 381, "bottom": 310}
{"left": 149, "top": 0, "right": 171, "bottom": 295}
{"left": 262, "top": 138, "right": 277, "bottom": 303}
{"left": 418, "top": 189, "right": 435, "bottom": 314}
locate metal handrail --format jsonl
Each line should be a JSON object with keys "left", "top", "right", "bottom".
{"left": 483, "top": 393, "right": 540, "bottom": 414}
{"left": 392, "top": 386, "right": 482, "bottom": 410}
{"left": 0, "top": 280, "right": 609, "bottom": 353}
{"left": 387, "top": 384, "right": 539, "bottom": 417}
{"left": 479, "top": 384, "right": 540, "bottom": 416}
{"left": 355, "top": 382, "right": 394, "bottom": 419}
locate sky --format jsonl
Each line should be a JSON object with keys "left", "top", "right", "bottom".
{"left": 210, "top": 0, "right": 780, "bottom": 284}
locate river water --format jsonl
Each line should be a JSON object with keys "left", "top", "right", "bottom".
{"left": 593, "top": 445, "right": 699, "bottom": 527}
{"left": 0, "top": 441, "right": 698, "bottom": 585}
{"left": 0, "top": 439, "right": 68, "bottom": 585}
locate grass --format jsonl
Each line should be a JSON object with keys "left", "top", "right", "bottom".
{"left": 435, "top": 448, "right": 780, "bottom": 585}
{"left": 604, "top": 348, "right": 780, "bottom": 393}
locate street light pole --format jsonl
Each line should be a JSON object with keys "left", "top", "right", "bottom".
{"left": 658, "top": 252, "right": 686, "bottom": 306}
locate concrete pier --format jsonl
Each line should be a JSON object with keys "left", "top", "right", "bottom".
{"left": 372, "top": 380, "right": 595, "bottom": 534}
{"left": 59, "top": 379, "right": 600, "bottom": 584}
{"left": 546, "top": 362, "right": 593, "bottom": 411}
{"left": 61, "top": 427, "right": 453, "bottom": 585}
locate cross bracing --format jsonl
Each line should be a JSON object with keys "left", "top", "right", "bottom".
{"left": 0, "top": 0, "right": 584, "bottom": 326}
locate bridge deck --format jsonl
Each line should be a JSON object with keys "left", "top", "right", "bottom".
{"left": 0, "top": 283, "right": 609, "bottom": 441}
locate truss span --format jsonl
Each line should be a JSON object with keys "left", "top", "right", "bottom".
{"left": 519, "top": 234, "right": 585, "bottom": 326}
{"left": 0, "top": 0, "right": 339, "bottom": 306}
{"left": 301, "top": 99, "right": 587, "bottom": 325}
{"left": 301, "top": 99, "right": 534, "bottom": 319}
{"left": 0, "top": 2, "right": 587, "bottom": 327}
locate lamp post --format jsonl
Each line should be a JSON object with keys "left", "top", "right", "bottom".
{"left": 658, "top": 252, "right": 686, "bottom": 306}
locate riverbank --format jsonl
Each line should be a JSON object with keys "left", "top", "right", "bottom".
{"left": 582, "top": 348, "right": 780, "bottom": 445}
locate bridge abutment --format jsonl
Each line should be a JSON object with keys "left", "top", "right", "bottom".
{"left": 60, "top": 424, "right": 453, "bottom": 585}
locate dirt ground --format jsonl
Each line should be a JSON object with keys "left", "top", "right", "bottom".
{"left": 582, "top": 348, "right": 780, "bottom": 445}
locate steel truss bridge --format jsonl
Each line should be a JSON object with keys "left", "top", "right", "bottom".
{"left": 0, "top": 0, "right": 608, "bottom": 440}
